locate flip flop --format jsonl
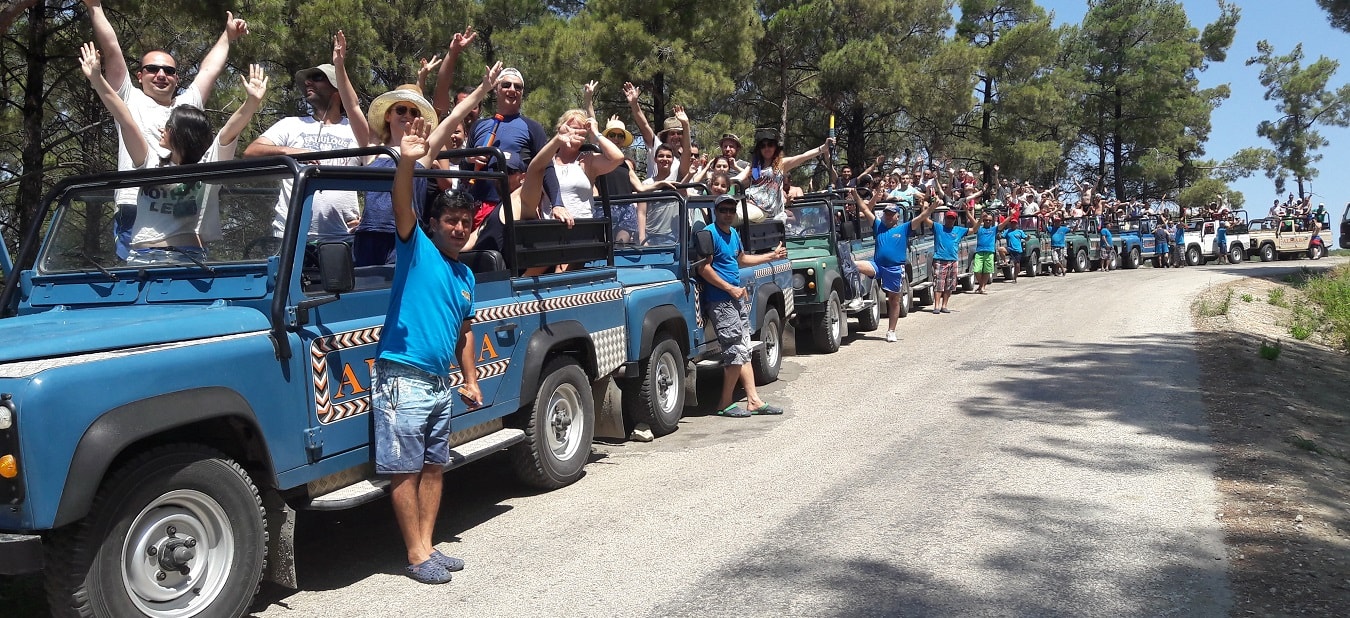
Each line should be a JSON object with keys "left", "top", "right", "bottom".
{"left": 750, "top": 403, "right": 784, "bottom": 415}
{"left": 718, "top": 404, "right": 751, "bottom": 418}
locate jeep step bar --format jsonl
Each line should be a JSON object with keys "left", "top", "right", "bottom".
{"left": 305, "top": 428, "right": 526, "bottom": 510}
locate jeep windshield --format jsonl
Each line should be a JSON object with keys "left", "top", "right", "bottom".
{"left": 36, "top": 166, "right": 290, "bottom": 275}
{"left": 785, "top": 204, "right": 833, "bottom": 238}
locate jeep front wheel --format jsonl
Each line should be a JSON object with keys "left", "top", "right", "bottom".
{"left": 751, "top": 308, "right": 783, "bottom": 385}
{"left": 510, "top": 357, "right": 595, "bottom": 489}
{"left": 1073, "top": 248, "right": 1089, "bottom": 273}
{"left": 1125, "top": 247, "right": 1141, "bottom": 269}
{"left": 622, "top": 337, "right": 685, "bottom": 437}
{"left": 1186, "top": 245, "right": 1203, "bottom": 266}
{"left": 856, "top": 281, "right": 881, "bottom": 332}
{"left": 811, "top": 291, "right": 843, "bottom": 353}
{"left": 1228, "top": 243, "right": 1245, "bottom": 264}
{"left": 1259, "top": 243, "right": 1275, "bottom": 262}
{"left": 46, "top": 445, "right": 265, "bottom": 618}
{"left": 1026, "top": 251, "right": 1040, "bottom": 277}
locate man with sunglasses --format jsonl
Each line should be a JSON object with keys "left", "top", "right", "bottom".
{"left": 461, "top": 68, "right": 561, "bottom": 228}
{"left": 83, "top": 0, "right": 248, "bottom": 258}
{"left": 699, "top": 194, "right": 788, "bottom": 418}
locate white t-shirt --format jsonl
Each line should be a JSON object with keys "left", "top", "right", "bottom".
{"left": 114, "top": 80, "right": 204, "bottom": 205}
{"left": 259, "top": 116, "right": 361, "bottom": 241}
{"left": 646, "top": 143, "right": 682, "bottom": 182}
{"left": 131, "top": 138, "right": 237, "bottom": 247}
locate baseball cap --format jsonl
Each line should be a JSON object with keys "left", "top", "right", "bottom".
{"left": 714, "top": 193, "right": 739, "bottom": 208}
{"left": 882, "top": 204, "right": 901, "bottom": 214}
{"left": 945, "top": 210, "right": 959, "bottom": 219}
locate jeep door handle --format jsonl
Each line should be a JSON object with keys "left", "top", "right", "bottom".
{"left": 495, "top": 323, "right": 517, "bottom": 332}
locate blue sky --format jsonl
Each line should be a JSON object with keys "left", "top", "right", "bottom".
{"left": 1040, "top": 0, "right": 1348, "bottom": 240}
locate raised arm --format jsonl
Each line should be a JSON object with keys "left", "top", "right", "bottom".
{"left": 415, "top": 55, "right": 441, "bottom": 95}
{"left": 393, "top": 118, "right": 430, "bottom": 241}
{"left": 421, "top": 62, "right": 502, "bottom": 166}
{"left": 781, "top": 137, "right": 832, "bottom": 173}
{"left": 859, "top": 154, "right": 882, "bottom": 178}
{"left": 216, "top": 64, "right": 267, "bottom": 146}
{"left": 583, "top": 80, "right": 597, "bottom": 120}
{"left": 192, "top": 11, "right": 248, "bottom": 102}
{"left": 674, "top": 105, "right": 691, "bottom": 176}
{"left": 581, "top": 115, "right": 625, "bottom": 180}
{"left": 623, "top": 82, "right": 655, "bottom": 148}
{"left": 82, "top": 0, "right": 127, "bottom": 91}
{"left": 520, "top": 126, "right": 582, "bottom": 223}
{"left": 331, "top": 31, "right": 369, "bottom": 146}
{"left": 432, "top": 26, "right": 474, "bottom": 118}
{"left": 909, "top": 198, "right": 936, "bottom": 228}
{"left": 79, "top": 42, "right": 147, "bottom": 167}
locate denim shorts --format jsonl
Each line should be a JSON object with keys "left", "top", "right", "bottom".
{"left": 372, "top": 359, "right": 454, "bottom": 474}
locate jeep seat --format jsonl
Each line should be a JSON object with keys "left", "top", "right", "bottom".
{"left": 459, "top": 249, "right": 508, "bottom": 283}
{"left": 513, "top": 219, "right": 611, "bottom": 271}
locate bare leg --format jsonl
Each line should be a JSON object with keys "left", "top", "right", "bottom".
{"left": 887, "top": 292, "right": 900, "bottom": 331}
{"left": 855, "top": 260, "right": 876, "bottom": 278}
{"left": 739, "top": 363, "right": 764, "bottom": 409}
{"left": 718, "top": 364, "right": 740, "bottom": 409}
{"left": 390, "top": 472, "right": 431, "bottom": 565}
{"left": 417, "top": 464, "right": 443, "bottom": 559}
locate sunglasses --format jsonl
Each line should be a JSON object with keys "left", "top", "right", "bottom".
{"left": 391, "top": 105, "right": 422, "bottom": 118}
{"left": 498, "top": 82, "right": 524, "bottom": 91}
{"left": 715, "top": 207, "right": 737, "bottom": 214}
{"left": 140, "top": 64, "right": 177, "bottom": 76}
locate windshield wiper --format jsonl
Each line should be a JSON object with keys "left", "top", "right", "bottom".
{"left": 159, "top": 247, "right": 217, "bottom": 275}
{"left": 77, "top": 251, "right": 119, "bottom": 282}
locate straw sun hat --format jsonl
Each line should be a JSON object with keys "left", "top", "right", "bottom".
{"left": 603, "top": 118, "right": 633, "bottom": 148}
{"left": 367, "top": 87, "right": 438, "bottom": 140}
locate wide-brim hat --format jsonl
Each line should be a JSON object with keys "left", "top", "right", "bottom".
{"left": 294, "top": 63, "right": 337, "bottom": 90}
{"left": 657, "top": 116, "right": 683, "bottom": 140}
{"left": 367, "top": 89, "right": 438, "bottom": 139}
{"left": 719, "top": 133, "right": 742, "bottom": 150}
{"left": 603, "top": 118, "right": 633, "bottom": 148}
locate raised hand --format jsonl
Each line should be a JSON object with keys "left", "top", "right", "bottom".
{"left": 623, "top": 82, "right": 640, "bottom": 104}
{"left": 332, "top": 30, "right": 348, "bottom": 66}
{"left": 241, "top": 63, "right": 268, "bottom": 102}
{"left": 673, "top": 104, "right": 688, "bottom": 123}
{"left": 400, "top": 117, "right": 430, "bottom": 160}
{"left": 583, "top": 80, "right": 598, "bottom": 99}
{"left": 608, "top": 114, "right": 622, "bottom": 125}
{"left": 449, "top": 26, "right": 476, "bottom": 53}
{"left": 480, "top": 61, "right": 503, "bottom": 88}
{"left": 78, "top": 42, "right": 102, "bottom": 80}
{"left": 418, "top": 55, "right": 442, "bottom": 82}
{"left": 225, "top": 11, "right": 249, "bottom": 41}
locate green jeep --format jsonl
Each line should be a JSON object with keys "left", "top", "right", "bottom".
{"left": 787, "top": 193, "right": 882, "bottom": 353}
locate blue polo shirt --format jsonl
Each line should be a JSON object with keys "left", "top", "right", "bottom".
{"left": 975, "top": 225, "right": 999, "bottom": 253}
{"left": 873, "top": 218, "right": 912, "bottom": 267}
{"left": 933, "top": 224, "right": 969, "bottom": 261}
{"left": 1100, "top": 228, "right": 1113, "bottom": 248}
{"left": 702, "top": 225, "right": 743, "bottom": 303}
{"left": 1048, "top": 224, "right": 1069, "bottom": 247}
{"left": 1174, "top": 225, "right": 1185, "bottom": 245}
{"left": 1002, "top": 229, "right": 1027, "bottom": 253}
{"left": 377, "top": 226, "right": 476, "bottom": 376}
{"left": 1215, "top": 226, "right": 1227, "bottom": 246}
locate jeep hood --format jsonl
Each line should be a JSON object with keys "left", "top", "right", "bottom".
{"left": 789, "top": 248, "right": 831, "bottom": 262}
{"left": 0, "top": 303, "right": 269, "bottom": 364}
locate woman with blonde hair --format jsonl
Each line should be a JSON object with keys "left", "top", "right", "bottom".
{"left": 550, "top": 106, "right": 626, "bottom": 225}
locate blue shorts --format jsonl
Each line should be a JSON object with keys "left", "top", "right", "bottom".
{"left": 372, "top": 359, "right": 454, "bottom": 474}
{"left": 870, "top": 261, "right": 906, "bottom": 294}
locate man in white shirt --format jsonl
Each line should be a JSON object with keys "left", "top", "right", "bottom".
{"left": 244, "top": 61, "right": 361, "bottom": 242}
{"left": 83, "top": 0, "right": 247, "bottom": 258}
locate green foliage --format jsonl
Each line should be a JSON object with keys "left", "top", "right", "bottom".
{"left": 1258, "top": 339, "right": 1282, "bottom": 361}
{"left": 1197, "top": 288, "right": 1233, "bottom": 318}
{"left": 1317, "top": 0, "right": 1350, "bottom": 33}
{"left": 1268, "top": 288, "right": 1288, "bottom": 307}
{"left": 1243, "top": 40, "right": 1350, "bottom": 197}
{"left": 1241, "top": 293, "right": 1253, "bottom": 302}
{"left": 1297, "top": 264, "right": 1350, "bottom": 348}
{"left": 1177, "top": 176, "right": 1241, "bottom": 212}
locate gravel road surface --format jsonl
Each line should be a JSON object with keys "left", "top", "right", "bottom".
{"left": 245, "top": 262, "right": 1256, "bottom": 617}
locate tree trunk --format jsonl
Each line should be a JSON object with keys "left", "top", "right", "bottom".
{"left": 653, "top": 70, "right": 667, "bottom": 142}
{"left": 979, "top": 74, "right": 994, "bottom": 185}
{"left": 1111, "top": 87, "right": 1125, "bottom": 199}
{"left": 847, "top": 105, "right": 866, "bottom": 177}
{"left": 17, "top": 0, "right": 48, "bottom": 247}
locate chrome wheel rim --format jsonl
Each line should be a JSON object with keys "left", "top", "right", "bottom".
{"left": 546, "top": 382, "right": 583, "bottom": 460}
{"left": 121, "top": 490, "right": 234, "bottom": 618}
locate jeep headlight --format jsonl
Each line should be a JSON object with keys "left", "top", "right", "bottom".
{"left": 792, "top": 273, "right": 806, "bottom": 290}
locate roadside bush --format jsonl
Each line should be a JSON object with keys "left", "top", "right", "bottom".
{"left": 1198, "top": 289, "right": 1233, "bottom": 317}
{"left": 1297, "top": 264, "right": 1350, "bottom": 348}
{"left": 1269, "top": 288, "right": 1288, "bottom": 307}
{"left": 1241, "top": 293, "right": 1253, "bottom": 302}
{"left": 1259, "top": 340, "right": 1282, "bottom": 361}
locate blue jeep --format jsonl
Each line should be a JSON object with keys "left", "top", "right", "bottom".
{"left": 0, "top": 148, "right": 629, "bottom": 614}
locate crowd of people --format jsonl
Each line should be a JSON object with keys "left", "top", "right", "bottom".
{"left": 75, "top": 6, "right": 1336, "bottom": 586}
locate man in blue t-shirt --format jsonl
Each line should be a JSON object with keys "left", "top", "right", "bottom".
{"left": 373, "top": 121, "right": 480, "bottom": 585}
{"left": 1098, "top": 225, "right": 1114, "bottom": 271}
{"left": 1173, "top": 219, "right": 1187, "bottom": 267}
{"left": 1045, "top": 215, "right": 1070, "bottom": 276}
{"left": 973, "top": 212, "right": 1012, "bottom": 294}
{"left": 1000, "top": 219, "right": 1028, "bottom": 284}
{"left": 930, "top": 209, "right": 973, "bottom": 314}
{"left": 1154, "top": 217, "right": 1172, "bottom": 268}
{"left": 853, "top": 191, "right": 935, "bottom": 342}
{"left": 698, "top": 193, "right": 788, "bottom": 418}
{"left": 1214, "top": 220, "right": 1229, "bottom": 263}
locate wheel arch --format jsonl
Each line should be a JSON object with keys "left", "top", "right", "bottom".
{"left": 520, "top": 320, "right": 598, "bottom": 408}
{"left": 753, "top": 283, "right": 786, "bottom": 333}
{"left": 638, "top": 304, "right": 690, "bottom": 360}
{"left": 53, "top": 387, "right": 271, "bottom": 528}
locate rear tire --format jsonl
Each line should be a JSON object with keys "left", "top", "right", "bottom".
{"left": 751, "top": 308, "right": 783, "bottom": 385}
{"left": 856, "top": 282, "right": 881, "bottom": 332}
{"left": 1125, "top": 247, "right": 1140, "bottom": 269}
{"left": 1026, "top": 251, "right": 1040, "bottom": 277}
{"left": 510, "top": 357, "right": 594, "bottom": 489}
{"left": 1309, "top": 244, "right": 1324, "bottom": 260}
{"left": 45, "top": 445, "right": 265, "bottom": 618}
{"left": 622, "top": 337, "right": 685, "bottom": 437}
{"left": 1186, "top": 245, "right": 1203, "bottom": 266}
{"left": 1073, "top": 248, "right": 1089, "bottom": 273}
{"left": 1228, "top": 243, "right": 1245, "bottom": 264}
{"left": 1259, "top": 243, "right": 1275, "bottom": 262}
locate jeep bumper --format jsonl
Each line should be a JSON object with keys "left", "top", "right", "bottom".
{"left": 0, "top": 533, "right": 43, "bottom": 574}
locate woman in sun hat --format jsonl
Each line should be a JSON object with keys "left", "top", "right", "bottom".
{"left": 331, "top": 38, "right": 503, "bottom": 265}
{"left": 732, "top": 127, "right": 833, "bottom": 221}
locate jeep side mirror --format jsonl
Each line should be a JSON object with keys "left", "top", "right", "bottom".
{"left": 693, "top": 229, "right": 716, "bottom": 260}
{"left": 317, "top": 241, "right": 354, "bottom": 294}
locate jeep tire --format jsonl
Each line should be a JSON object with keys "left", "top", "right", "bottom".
{"left": 811, "top": 291, "right": 844, "bottom": 353}
{"left": 510, "top": 357, "right": 594, "bottom": 489}
{"left": 1186, "top": 245, "right": 1203, "bottom": 266}
{"left": 1308, "top": 244, "right": 1324, "bottom": 260}
{"left": 1228, "top": 243, "right": 1245, "bottom": 264}
{"left": 1073, "top": 248, "right": 1089, "bottom": 273}
{"left": 1026, "top": 251, "right": 1040, "bottom": 277}
{"left": 856, "top": 281, "right": 881, "bottom": 332}
{"left": 622, "top": 337, "right": 685, "bottom": 437}
{"left": 45, "top": 445, "right": 266, "bottom": 618}
{"left": 751, "top": 308, "right": 783, "bottom": 385}
{"left": 1259, "top": 243, "right": 1275, "bottom": 262}
{"left": 1125, "top": 246, "right": 1141, "bottom": 269}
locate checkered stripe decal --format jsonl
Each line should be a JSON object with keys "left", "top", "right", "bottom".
{"left": 311, "top": 326, "right": 383, "bottom": 416}
{"left": 472, "top": 288, "right": 623, "bottom": 322}
{"left": 590, "top": 326, "right": 627, "bottom": 375}
{"left": 752, "top": 261, "right": 791, "bottom": 280}
{"left": 318, "top": 358, "right": 513, "bottom": 425}
{"left": 784, "top": 290, "right": 795, "bottom": 318}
